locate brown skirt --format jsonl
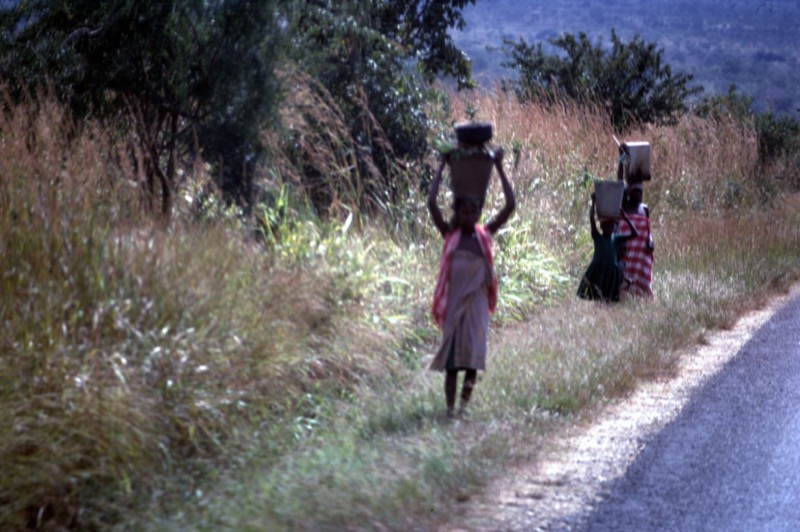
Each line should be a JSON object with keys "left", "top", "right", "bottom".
{"left": 429, "top": 250, "right": 490, "bottom": 371}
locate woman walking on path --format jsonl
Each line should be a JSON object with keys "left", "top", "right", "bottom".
{"left": 617, "top": 143, "right": 655, "bottom": 297}
{"left": 577, "top": 193, "right": 639, "bottom": 302}
{"left": 428, "top": 146, "right": 516, "bottom": 419}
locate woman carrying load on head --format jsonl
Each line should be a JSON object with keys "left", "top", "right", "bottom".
{"left": 428, "top": 140, "right": 515, "bottom": 420}
{"left": 576, "top": 192, "right": 639, "bottom": 302}
{"left": 616, "top": 142, "right": 655, "bottom": 297}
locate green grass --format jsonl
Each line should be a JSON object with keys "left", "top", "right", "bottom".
{"left": 137, "top": 196, "right": 800, "bottom": 531}
{"left": 2, "top": 91, "right": 799, "bottom": 530}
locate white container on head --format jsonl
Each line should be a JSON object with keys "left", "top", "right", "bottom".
{"left": 594, "top": 179, "right": 625, "bottom": 218}
{"left": 625, "top": 141, "right": 651, "bottom": 182}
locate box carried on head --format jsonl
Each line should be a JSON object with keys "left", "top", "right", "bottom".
{"left": 624, "top": 141, "right": 651, "bottom": 183}
{"left": 594, "top": 179, "right": 625, "bottom": 218}
{"left": 448, "top": 122, "right": 495, "bottom": 200}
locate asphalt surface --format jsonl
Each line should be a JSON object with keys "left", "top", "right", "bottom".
{"left": 580, "top": 292, "right": 800, "bottom": 531}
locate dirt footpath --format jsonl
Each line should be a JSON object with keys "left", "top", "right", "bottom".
{"left": 442, "top": 282, "right": 800, "bottom": 531}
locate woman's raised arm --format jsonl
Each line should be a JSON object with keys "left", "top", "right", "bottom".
{"left": 486, "top": 147, "right": 516, "bottom": 234}
{"left": 427, "top": 157, "right": 449, "bottom": 237}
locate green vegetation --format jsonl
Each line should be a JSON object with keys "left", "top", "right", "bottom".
{"left": 2, "top": 86, "right": 799, "bottom": 530}
{"left": 455, "top": 0, "right": 800, "bottom": 117}
{"left": 500, "top": 29, "right": 703, "bottom": 130}
{"left": 0, "top": 0, "right": 475, "bottom": 217}
{"left": 695, "top": 85, "right": 800, "bottom": 188}
{"left": 280, "top": 0, "right": 478, "bottom": 214}
{"left": 0, "top": 0, "right": 284, "bottom": 216}
{"left": 1, "top": 1, "right": 799, "bottom": 530}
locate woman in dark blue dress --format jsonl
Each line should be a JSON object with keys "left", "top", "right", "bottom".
{"left": 577, "top": 193, "right": 639, "bottom": 302}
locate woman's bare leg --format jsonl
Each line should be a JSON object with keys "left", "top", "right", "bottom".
{"left": 459, "top": 369, "right": 477, "bottom": 416}
{"left": 445, "top": 369, "right": 459, "bottom": 418}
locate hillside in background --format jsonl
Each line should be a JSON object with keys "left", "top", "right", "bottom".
{"left": 454, "top": 0, "right": 800, "bottom": 116}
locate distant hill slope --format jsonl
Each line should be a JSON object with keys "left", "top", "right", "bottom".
{"left": 454, "top": 0, "right": 800, "bottom": 116}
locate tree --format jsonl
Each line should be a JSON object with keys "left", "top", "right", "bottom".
{"left": 696, "top": 84, "right": 800, "bottom": 164}
{"left": 500, "top": 29, "right": 702, "bottom": 130}
{"left": 382, "top": 0, "right": 477, "bottom": 90}
{"left": 281, "top": 0, "right": 476, "bottom": 211}
{"left": 754, "top": 112, "right": 800, "bottom": 164}
{"left": 694, "top": 84, "right": 755, "bottom": 125}
{"left": 0, "top": 0, "right": 284, "bottom": 218}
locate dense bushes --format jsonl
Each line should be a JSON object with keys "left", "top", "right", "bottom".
{"left": 499, "top": 29, "right": 702, "bottom": 131}
{"left": 0, "top": 96, "right": 382, "bottom": 529}
{"left": 0, "top": 0, "right": 285, "bottom": 216}
{"left": 0, "top": 6, "right": 799, "bottom": 527}
{"left": 695, "top": 85, "right": 800, "bottom": 188}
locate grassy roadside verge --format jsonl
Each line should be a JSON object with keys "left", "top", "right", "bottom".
{"left": 2, "top": 90, "right": 799, "bottom": 530}
{"left": 157, "top": 197, "right": 800, "bottom": 531}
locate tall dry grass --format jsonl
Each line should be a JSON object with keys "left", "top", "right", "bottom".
{"left": 0, "top": 94, "right": 392, "bottom": 529}
{"left": 440, "top": 86, "right": 767, "bottom": 281}
{"left": 2, "top": 83, "right": 798, "bottom": 531}
{"left": 263, "top": 67, "right": 408, "bottom": 218}
{"left": 189, "top": 89, "right": 800, "bottom": 530}
{"left": 452, "top": 84, "right": 761, "bottom": 219}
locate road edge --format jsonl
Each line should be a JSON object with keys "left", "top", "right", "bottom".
{"left": 445, "top": 281, "right": 800, "bottom": 531}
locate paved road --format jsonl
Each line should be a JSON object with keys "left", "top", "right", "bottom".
{"left": 581, "top": 292, "right": 800, "bottom": 531}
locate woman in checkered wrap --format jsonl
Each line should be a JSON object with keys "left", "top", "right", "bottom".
{"left": 616, "top": 142, "right": 656, "bottom": 297}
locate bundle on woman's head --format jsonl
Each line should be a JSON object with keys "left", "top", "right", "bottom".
{"left": 455, "top": 122, "right": 493, "bottom": 146}
{"left": 448, "top": 121, "right": 496, "bottom": 203}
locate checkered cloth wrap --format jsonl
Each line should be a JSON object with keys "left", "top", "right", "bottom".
{"left": 616, "top": 213, "right": 654, "bottom": 296}
{"left": 432, "top": 224, "right": 497, "bottom": 328}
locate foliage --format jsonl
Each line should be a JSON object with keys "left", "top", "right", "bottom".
{"left": 0, "top": 94, "right": 385, "bottom": 529}
{"left": 0, "top": 0, "right": 480, "bottom": 218}
{"left": 754, "top": 111, "right": 800, "bottom": 163}
{"left": 695, "top": 85, "right": 800, "bottom": 173}
{"left": 500, "top": 29, "right": 702, "bottom": 131}
{"left": 3, "top": 78, "right": 800, "bottom": 530}
{"left": 457, "top": 1, "right": 800, "bottom": 117}
{"left": 0, "top": 0, "right": 284, "bottom": 217}
{"left": 376, "top": 0, "right": 477, "bottom": 89}
{"left": 279, "top": 0, "right": 477, "bottom": 213}
{"left": 694, "top": 84, "right": 755, "bottom": 125}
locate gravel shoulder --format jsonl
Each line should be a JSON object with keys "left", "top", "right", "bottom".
{"left": 442, "top": 281, "right": 800, "bottom": 531}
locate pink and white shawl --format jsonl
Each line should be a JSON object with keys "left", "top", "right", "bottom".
{"left": 432, "top": 224, "right": 497, "bottom": 328}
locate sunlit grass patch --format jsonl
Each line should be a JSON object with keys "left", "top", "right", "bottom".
{"left": 179, "top": 415, "right": 511, "bottom": 531}
{"left": 2, "top": 87, "right": 799, "bottom": 530}
{"left": 0, "top": 101, "right": 385, "bottom": 527}
{"left": 137, "top": 92, "right": 799, "bottom": 529}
